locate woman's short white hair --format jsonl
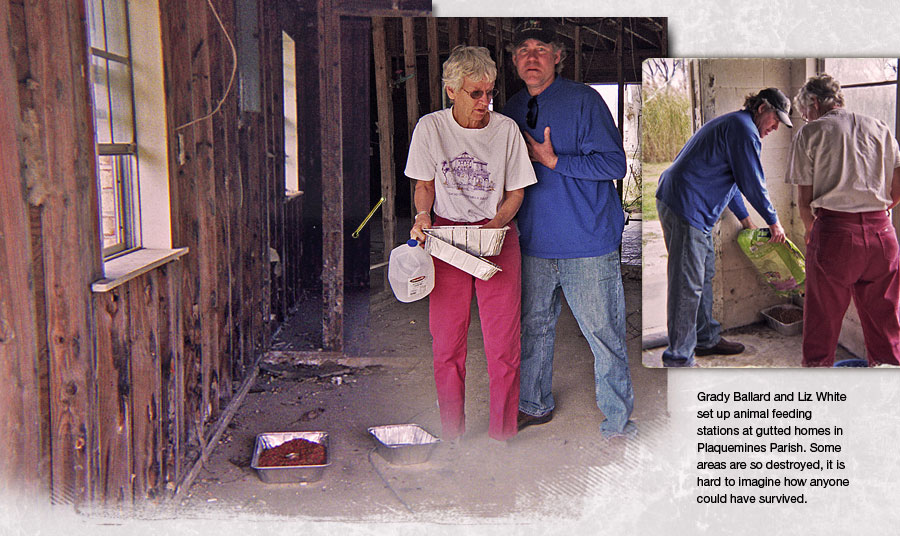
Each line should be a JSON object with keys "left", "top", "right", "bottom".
{"left": 442, "top": 45, "right": 497, "bottom": 94}
{"left": 795, "top": 74, "right": 845, "bottom": 115}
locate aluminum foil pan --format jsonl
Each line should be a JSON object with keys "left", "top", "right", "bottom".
{"left": 423, "top": 226, "right": 508, "bottom": 257}
{"left": 368, "top": 424, "right": 441, "bottom": 465}
{"left": 424, "top": 234, "right": 501, "bottom": 281}
{"left": 250, "top": 431, "right": 331, "bottom": 483}
{"left": 760, "top": 304, "right": 803, "bottom": 337}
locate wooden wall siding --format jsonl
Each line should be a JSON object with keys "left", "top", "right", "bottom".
{"left": 3, "top": 0, "right": 451, "bottom": 506}
{"left": 319, "top": 0, "right": 344, "bottom": 351}
{"left": 159, "top": 0, "right": 205, "bottom": 464}
{"left": 93, "top": 289, "right": 133, "bottom": 504}
{"left": 91, "top": 264, "right": 184, "bottom": 503}
{"left": 207, "top": 0, "right": 236, "bottom": 402}
{"left": 158, "top": 0, "right": 276, "bottom": 469}
{"left": 6, "top": 0, "right": 104, "bottom": 505}
{"left": 0, "top": 0, "right": 45, "bottom": 497}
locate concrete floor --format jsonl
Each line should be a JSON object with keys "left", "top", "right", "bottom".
{"left": 171, "top": 225, "right": 668, "bottom": 523}
{"left": 641, "top": 219, "right": 857, "bottom": 368}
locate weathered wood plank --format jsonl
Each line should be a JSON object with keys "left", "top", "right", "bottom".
{"left": 155, "top": 262, "right": 182, "bottom": 496}
{"left": 217, "top": 0, "right": 241, "bottom": 389}
{"left": 426, "top": 17, "right": 440, "bottom": 112}
{"left": 402, "top": 17, "right": 419, "bottom": 220}
{"left": 92, "top": 288, "right": 132, "bottom": 505}
{"left": 372, "top": 17, "right": 395, "bottom": 291}
{"left": 161, "top": 0, "right": 206, "bottom": 467}
{"left": 128, "top": 275, "right": 162, "bottom": 500}
{"left": 467, "top": 17, "right": 479, "bottom": 46}
{"left": 0, "top": 0, "right": 44, "bottom": 496}
{"left": 22, "top": 0, "right": 102, "bottom": 505}
{"left": 492, "top": 17, "right": 505, "bottom": 109}
{"left": 206, "top": 0, "right": 234, "bottom": 400}
{"left": 574, "top": 25, "right": 582, "bottom": 83}
{"left": 342, "top": 17, "right": 371, "bottom": 290}
{"left": 448, "top": 18, "right": 459, "bottom": 49}
{"left": 187, "top": 0, "right": 219, "bottom": 427}
{"left": 319, "top": 0, "right": 343, "bottom": 351}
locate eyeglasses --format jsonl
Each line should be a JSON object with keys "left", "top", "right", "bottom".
{"left": 460, "top": 88, "right": 499, "bottom": 101}
{"left": 526, "top": 96, "right": 538, "bottom": 129}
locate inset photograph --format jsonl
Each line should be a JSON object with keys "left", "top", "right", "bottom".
{"left": 641, "top": 58, "right": 900, "bottom": 368}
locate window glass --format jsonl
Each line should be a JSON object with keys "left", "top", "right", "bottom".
{"left": 87, "top": 0, "right": 137, "bottom": 257}
{"left": 824, "top": 58, "right": 897, "bottom": 85}
{"left": 102, "top": 0, "right": 130, "bottom": 57}
{"left": 108, "top": 60, "right": 134, "bottom": 144}
{"left": 90, "top": 56, "right": 112, "bottom": 144}
{"left": 824, "top": 58, "right": 898, "bottom": 136}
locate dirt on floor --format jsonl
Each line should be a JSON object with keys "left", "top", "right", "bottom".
{"left": 166, "top": 261, "right": 669, "bottom": 524}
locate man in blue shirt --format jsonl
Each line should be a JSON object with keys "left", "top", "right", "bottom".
{"left": 503, "top": 19, "right": 635, "bottom": 438}
{"left": 656, "top": 88, "right": 789, "bottom": 367}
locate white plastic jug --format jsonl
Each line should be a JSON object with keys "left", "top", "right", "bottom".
{"left": 388, "top": 239, "right": 435, "bottom": 302}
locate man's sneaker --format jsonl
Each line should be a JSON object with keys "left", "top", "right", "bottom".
{"left": 695, "top": 338, "right": 745, "bottom": 356}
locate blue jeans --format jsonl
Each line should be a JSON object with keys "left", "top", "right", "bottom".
{"left": 657, "top": 200, "right": 722, "bottom": 367}
{"left": 519, "top": 251, "right": 636, "bottom": 437}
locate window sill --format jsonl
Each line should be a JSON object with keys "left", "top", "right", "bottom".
{"left": 92, "top": 247, "right": 189, "bottom": 293}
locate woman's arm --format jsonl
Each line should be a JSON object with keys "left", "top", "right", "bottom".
{"left": 410, "top": 179, "right": 436, "bottom": 242}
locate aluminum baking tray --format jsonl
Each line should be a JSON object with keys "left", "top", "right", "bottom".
{"left": 368, "top": 424, "right": 441, "bottom": 465}
{"left": 423, "top": 226, "right": 508, "bottom": 257}
{"left": 424, "top": 234, "right": 501, "bottom": 281}
{"left": 760, "top": 304, "right": 803, "bottom": 337}
{"left": 250, "top": 431, "right": 331, "bottom": 483}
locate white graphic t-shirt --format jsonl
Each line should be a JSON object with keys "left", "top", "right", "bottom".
{"left": 405, "top": 109, "right": 537, "bottom": 222}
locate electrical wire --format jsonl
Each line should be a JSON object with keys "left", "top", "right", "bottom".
{"left": 174, "top": 0, "right": 237, "bottom": 131}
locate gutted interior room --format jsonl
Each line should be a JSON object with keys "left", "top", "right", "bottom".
{"left": 1, "top": 3, "right": 667, "bottom": 518}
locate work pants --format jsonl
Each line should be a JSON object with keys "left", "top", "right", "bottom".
{"left": 429, "top": 216, "right": 521, "bottom": 441}
{"left": 803, "top": 209, "right": 900, "bottom": 367}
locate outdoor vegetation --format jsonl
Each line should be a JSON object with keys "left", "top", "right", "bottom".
{"left": 640, "top": 59, "right": 692, "bottom": 220}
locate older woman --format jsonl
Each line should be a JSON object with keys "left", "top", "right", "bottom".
{"left": 787, "top": 74, "right": 900, "bottom": 366}
{"left": 404, "top": 46, "right": 537, "bottom": 443}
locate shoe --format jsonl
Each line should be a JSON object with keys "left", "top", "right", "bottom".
{"left": 694, "top": 338, "right": 745, "bottom": 356}
{"left": 517, "top": 410, "right": 553, "bottom": 431}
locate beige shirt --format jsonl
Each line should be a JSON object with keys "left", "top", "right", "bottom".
{"left": 785, "top": 108, "right": 900, "bottom": 212}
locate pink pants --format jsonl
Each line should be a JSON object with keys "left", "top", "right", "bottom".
{"left": 803, "top": 209, "right": 900, "bottom": 367}
{"left": 429, "top": 216, "right": 521, "bottom": 441}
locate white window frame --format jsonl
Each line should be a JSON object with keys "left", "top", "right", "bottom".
{"left": 88, "top": 0, "right": 184, "bottom": 292}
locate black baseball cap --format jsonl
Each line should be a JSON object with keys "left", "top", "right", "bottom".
{"left": 758, "top": 88, "right": 793, "bottom": 128}
{"left": 512, "top": 19, "right": 558, "bottom": 48}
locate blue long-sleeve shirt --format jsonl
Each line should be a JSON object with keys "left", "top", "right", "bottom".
{"left": 503, "top": 77, "right": 627, "bottom": 258}
{"left": 656, "top": 110, "right": 777, "bottom": 233}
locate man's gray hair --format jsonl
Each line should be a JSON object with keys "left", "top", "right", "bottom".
{"left": 742, "top": 92, "right": 775, "bottom": 120}
{"left": 442, "top": 45, "right": 497, "bottom": 94}
{"left": 794, "top": 74, "right": 845, "bottom": 114}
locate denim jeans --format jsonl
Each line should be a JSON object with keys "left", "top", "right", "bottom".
{"left": 657, "top": 200, "right": 722, "bottom": 367}
{"left": 519, "top": 251, "right": 636, "bottom": 437}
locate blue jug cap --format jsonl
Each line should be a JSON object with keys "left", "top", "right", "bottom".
{"left": 407, "top": 239, "right": 419, "bottom": 247}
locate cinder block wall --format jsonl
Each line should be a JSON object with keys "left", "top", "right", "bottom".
{"left": 697, "top": 59, "right": 804, "bottom": 330}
